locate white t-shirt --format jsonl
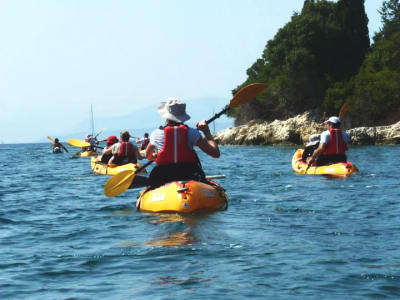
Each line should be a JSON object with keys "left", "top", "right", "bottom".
{"left": 320, "top": 130, "right": 350, "bottom": 145}
{"left": 150, "top": 126, "right": 201, "bottom": 151}
{"left": 102, "top": 145, "right": 112, "bottom": 154}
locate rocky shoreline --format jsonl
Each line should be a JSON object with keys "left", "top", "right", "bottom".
{"left": 214, "top": 112, "right": 400, "bottom": 146}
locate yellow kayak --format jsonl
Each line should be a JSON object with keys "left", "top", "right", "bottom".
{"left": 292, "top": 149, "right": 359, "bottom": 176}
{"left": 136, "top": 180, "right": 228, "bottom": 213}
{"left": 75, "top": 150, "right": 98, "bottom": 157}
{"left": 90, "top": 157, "right": 146, "bottom": 176}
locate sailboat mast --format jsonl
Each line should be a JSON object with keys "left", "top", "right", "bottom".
{"left": 90, "top": 104, "right": 95, "bottom": 137}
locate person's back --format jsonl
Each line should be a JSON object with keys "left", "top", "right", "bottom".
{"left": 52, "top": 138, "right": 68, "bottom": 153}
{"left": 139, "top": 133, "right": 150, "bottom": 150}
{"left": 107, "top": 131, "right": 142, "bottom": 165}
{"left": 146, "top": 98, "right": 220, "bottom": 188}
{"left": 308, "top": 117, "right": 350, "bottom": 167}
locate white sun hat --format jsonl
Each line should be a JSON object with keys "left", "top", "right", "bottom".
{"left": 324, "top": 116, "right": 341, "bottom": 124}
{"left": 306, "top": 134, "right": 320, "bottom": 147}
{"left": 157, "top": 98, "right": 191, "bottom": 123}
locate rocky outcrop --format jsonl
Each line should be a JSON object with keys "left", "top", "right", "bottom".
{"left": 214, "top": 112, "right": 400, "bottom": 146}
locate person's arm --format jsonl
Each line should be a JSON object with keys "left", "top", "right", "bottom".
{"left": 134, "top": 145, "right": 143, "bottom": 160}
{"left": 61, "top": 143, "right": 69, "bottom": 152}
{"left": 307, "top": 143, "right": 327, "bottom": 166}
{"left": 196, "top": 120, "right": 220, "bottom": 158}
{"left": 145, "top": 143, "right": 157, "bottom": 161}
{"left": 103, "top": 147, "right": 113, "bottom": 155}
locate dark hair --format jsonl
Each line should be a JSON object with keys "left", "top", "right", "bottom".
{"left": 55, "top": 138, "right": 59, "bottom": 142}
{"left": 166, "top": 120, "right": 182, "bottom": 126}
{"left": 144, "top": 133, "right": 149, "bottom": 138}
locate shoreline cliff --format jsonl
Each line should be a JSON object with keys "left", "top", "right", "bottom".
{"left": 214, "top": 112, "right": 400, "bottom": 146}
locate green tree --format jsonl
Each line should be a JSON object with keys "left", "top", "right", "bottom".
{"left": 374, "top": 0, "right": 400, "bottom": 41}
{"left": 229, "top": 0, "right": 370, "bottom": 124}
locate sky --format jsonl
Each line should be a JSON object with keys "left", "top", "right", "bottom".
{"left": 0, "top": 0, "right": 382, "bottom": 143}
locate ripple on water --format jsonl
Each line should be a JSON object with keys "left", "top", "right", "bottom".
{"left": 1, "top": 144, "right": 400, "bottom": 299}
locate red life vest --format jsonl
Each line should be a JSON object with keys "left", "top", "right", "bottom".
{"left": 117, "top": 142, "right": 135, "bottom": 158}
{"left": 156, "top": 125, "right": 198, "bottom": 165}
{"left": 324, "top": 128, "right": 346, "bottom": 155}
{"left": 141, "top": 138, "right": 149, "bottom": 150}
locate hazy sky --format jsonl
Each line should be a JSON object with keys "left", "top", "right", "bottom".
{"left": 1, "top": 0, "right": 382, "bottom": 143}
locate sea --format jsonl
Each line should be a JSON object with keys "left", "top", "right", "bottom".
{"left": 1, "top": 143, "right": 399, "bottom": 299}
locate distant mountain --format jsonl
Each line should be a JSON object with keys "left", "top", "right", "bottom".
{"left": 39, "top": 97, "right": 234, "bottom": 142}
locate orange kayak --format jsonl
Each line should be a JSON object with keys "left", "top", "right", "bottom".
{"left": 136, "top": 180, "right": 228, "bottom": 213}
{"left": 291, "top": 149, "right": 359, "bottom": 176}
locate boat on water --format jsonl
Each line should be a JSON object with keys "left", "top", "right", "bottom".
{"left": 291, "top": 148, "right": 359, "bottom": 176}
{"left": 90, "top": 157, "right": 146, "bottom": 176}
{"left": 136, "top": 179, "right": 228, "bottom": 213}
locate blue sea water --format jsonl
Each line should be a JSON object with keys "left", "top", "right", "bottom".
{"left": 1, "top": 143, "right": 400, "bottom": 299}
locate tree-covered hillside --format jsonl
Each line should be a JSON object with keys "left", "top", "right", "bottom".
{"left": 229, "top": 0, "right": 400, "bottom": 127}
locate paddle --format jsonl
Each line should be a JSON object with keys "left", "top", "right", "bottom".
{"left": 47, "top": 136, "right": 55, "bottom": 143}
{"left": 104, "top": 161, "right": 154, "bottom": 197}
{"left": 104, "top": 82, "right": 268, "bottom": 198}
{"left": 206, "top": 83, "right": 268, "bottom": 124}
{"left": 68, "top": 138, "right": 91, "bottom": 148}
{"left": 339, "top": 103, "right": 350, "bottom": 121}
{"left": 129, "top": 174, "right": 227, "bottom": 190}
{"left": 94, "top": 129, "right": 104, "bottom": 139}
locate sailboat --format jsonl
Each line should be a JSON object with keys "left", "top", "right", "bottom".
{"left": 73, "top": 104, "right": 100, "bottom": 157}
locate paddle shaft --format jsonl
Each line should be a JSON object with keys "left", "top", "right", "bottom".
{"left": 134, "top": 159, "right": 154, "bottom": 175}
{"left": 206, "top": 83, "right": 267, "bottom": 125}
{"left": 206, "top": 175, "right": 226, "bottom": 179}
{"left": 206, "top": 106, "right": 229, "bottom": 124}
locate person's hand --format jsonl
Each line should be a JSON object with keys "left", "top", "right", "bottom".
{"left": 196, "top": 120, "right": 210, "bottom": 134}
{"left": 307, "top": 157, "right": 315, "bottom": 167}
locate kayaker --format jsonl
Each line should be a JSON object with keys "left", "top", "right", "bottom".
{"left": 104, "top": 130, "right": 143, "bottom": 165}
{"left": 301, "top": 134, "right": 320, "bottom": 162}
{"left": 307, "top": 116, "right": 350, "bottom": 167}
{"left": 82, "top": 134, "right": 98, "bottom": 152}
{"left": 136, "top": 133, "right": 150, "bottom": 150}
{"left": 96, "top": 135, "right": 119, "bottom": 163}
{"left": 52, "top": 138, "right": 69, "bottom": 153}
{"left": 145, "top": 98, "right": 220, "bottom": 189}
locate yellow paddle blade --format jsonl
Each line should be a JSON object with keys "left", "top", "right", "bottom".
{"left": 68, "top": 138, "right": 91, "bottom": 147}
{"left": 104, "top": 170, "right": 135, "bottom": 197}
{"left": 339, "top": 103, "right": 350, "bottom": 121}
{"left": 47, "top": 136, "right": 54, "bottom": 143}
{"left": 229, "top": 83, "right": 268, "bottom": 108}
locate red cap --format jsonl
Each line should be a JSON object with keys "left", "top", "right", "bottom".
{"left": 106, "top": 136, "right": 118, "bottom": 144}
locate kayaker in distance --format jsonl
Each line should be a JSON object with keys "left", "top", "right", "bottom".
{"left": 96, "top": 135, "right": 119, "bottom": 163}
{"left": 136, "top": 133, "right": 150, "bottom": 150}
{"left": 301, "top": 134, "right": 320, "bottom": 163}
{"left": 52, "top": 138, "right": 69, "bottom": 153}
{"left": 103, "top": 130, "right": 143, "bottom": 165}
{"left": 82, "top": 134, "right": 99, "bottom": 152}
{"left": 144, "top": 98, "right": 220, "bottom": 189}
{"left": 307, "top": 116, "right": 350, "bottom": 167}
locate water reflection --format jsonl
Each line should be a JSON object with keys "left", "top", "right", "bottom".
{"left": 146, "top": 213, "right": 208, "bottom": 248}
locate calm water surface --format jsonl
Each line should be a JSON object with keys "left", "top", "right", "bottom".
{"left": 1, "top": 143, "right": 400, "bottom": 299}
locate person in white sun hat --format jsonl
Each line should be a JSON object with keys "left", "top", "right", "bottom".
{"left": 301, "top": 133, "right": 320, "bottom": 162}
{"left": 307, "top": 116, "right": 350, "bottom": 167}
{"left": 145, "top": 98, "right": 220, "bottom": 188}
